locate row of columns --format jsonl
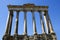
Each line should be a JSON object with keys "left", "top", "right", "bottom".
{"left": 5, "top": 10, "right": 54, "bottom": 36}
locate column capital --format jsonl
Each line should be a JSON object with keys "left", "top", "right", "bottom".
{"left": 40, "top": 11, "right": 47, "bottom": 16}
{"left": 31, "top": 10, "right": 34, "bottom": 12}
{"left": 8, "top": 10, "right": 13, "bottom": 16}
{"left": 38, "top": 11, "right": 47, "bottom": 15}
{"left": 38, "top": 10, "right": 41, "bottom": 12}
{"left": 16, "top": 10, "right": 20, "bottom": 12}
{"left": 23, "top": 10, "right": 27, "bottom": 12}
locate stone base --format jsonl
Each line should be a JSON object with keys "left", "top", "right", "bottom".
{"left": 2, "top": 33, "right": 57, "bottom": 40}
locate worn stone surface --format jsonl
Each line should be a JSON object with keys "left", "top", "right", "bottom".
{"left": 3, "top": 33, "right": 56, "bottom": 40}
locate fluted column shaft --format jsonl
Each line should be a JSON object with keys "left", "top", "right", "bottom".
{"left": 14, "top": 11, "right": 19, "bottom": 34}
{"left": 24, "top": 11, "right": 27, "bottom": 35}
{"left": 39, "top": 11, "right": 46, "bottom": 33}
{"left": 5, "top": 10, "right": 13, "bottom": 35}
{"left": 32, "top": 11, "right": 37, "bottom": 35}
{"left": 42, "top": 11, "right": 50, "bottom": 34}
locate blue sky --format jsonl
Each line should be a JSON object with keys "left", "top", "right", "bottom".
{"left": 0, "top": 0, "right": 60, "bottom": 40}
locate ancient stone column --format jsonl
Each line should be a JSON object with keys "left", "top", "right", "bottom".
{"left": 46, "top": 11, "right": 54, "bottom": 33}
{"left": 5, "top": 10, "right": 13, "bottom": 35}
{"left": 14, "top": 11, "right": 19, "bottom": 34}
{"left": 23, "top": 11, "right": 27, "bottom": 35}
{"left": 42, "top": 11, "right": 50, "bottom": 34}
{"left": 14, "top": 11, "right": 19, "bottom": 40}
{"left": 31, "top": 11, "right": 37, "bottom": 35}
{"left": 39, "top": 11, "right": 46, "bottom": 34}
